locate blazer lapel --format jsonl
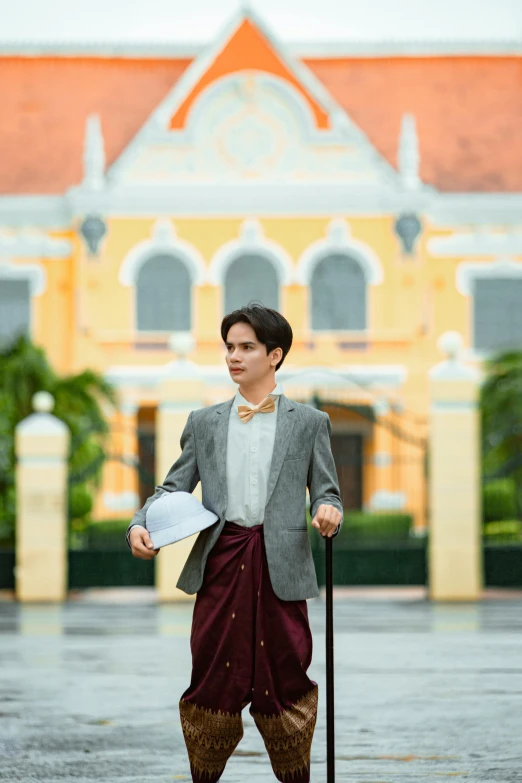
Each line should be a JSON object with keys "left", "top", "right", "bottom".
{"left": 214, "top": 398, "right": 234, "bottom": 514}
{"left": 265, "top": 394, "right": 296, "bottom": 507}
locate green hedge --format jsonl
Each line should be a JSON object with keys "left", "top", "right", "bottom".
{"left": 77, "top": 518, "right": 132, "bottom": 550}
{"left": 307, "top": 509, "right": 413, "bottom": 541}
{"left": 483, "top": 479, "right": 518, "bottom": 522}
{"left": 87, "top": 511, "right": 415, "bottom": 549}
{"left": 483, "top": 519, "right": 522, "bottom": 542}
{"left": 339, "top": 511, "right": 413, "bottom": 541}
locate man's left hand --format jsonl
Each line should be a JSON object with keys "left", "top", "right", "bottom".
{"left": 311, "top": 504, "right": 343, "bottom": 538}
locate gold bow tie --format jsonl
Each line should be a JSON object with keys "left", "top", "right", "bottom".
{"left": 238, "top": 395, "right": 276, "bottom": 423}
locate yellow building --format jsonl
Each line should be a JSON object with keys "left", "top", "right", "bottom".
{"left": 2, "top": 9, "right": 522, "bottom": 533}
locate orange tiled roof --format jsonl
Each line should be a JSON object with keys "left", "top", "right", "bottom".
{"left": 305, "top": 56, "right": 522, "bottom": 193}
{"left": 0, "top": 57, "right": 191, "bottom": 195}
{"left": 0, "top": 54, "right": 521, "bottom": 195}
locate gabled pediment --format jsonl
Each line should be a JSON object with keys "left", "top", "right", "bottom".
{"left": 107, "top": 9, "right": 400, "bottom": 190}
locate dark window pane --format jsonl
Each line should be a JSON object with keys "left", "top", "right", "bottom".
{"left": 0, "top": 279, "right": 30, "bottom": 341}
{"left": 330, "top": 433, "right": 363, "bottom": 510}
{"left": 224, "top": 254, "right": 279, "bottom": 313}
{"left": 311, "top": 253, "right": 366, "bottom": 330}
{"left": 474, "top": 279, "right": 522, "bottom": 351}
{"left": 136, "top": 254, "right": 191, "bottom": 331}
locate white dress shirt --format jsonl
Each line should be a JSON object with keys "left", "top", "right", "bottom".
{"left": 225, "top": 382, "right": 283, "bottom": 527}
{"left": 129, "top": 382, "right": 283, "bottom": 534}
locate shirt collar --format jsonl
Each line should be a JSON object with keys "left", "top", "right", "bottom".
{"left": 234, "top": 382, "right": 284, "bottom": 411}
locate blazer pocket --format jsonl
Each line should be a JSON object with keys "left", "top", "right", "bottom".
{"left": 284, "top": 454, "right": 307, "bottom": 462}
{"left": 286, "top": 527, "right": 308, "bottom": 531}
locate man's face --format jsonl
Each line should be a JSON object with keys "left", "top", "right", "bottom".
{"left": 224, "top": 322, "right": 281, "bottom": 386}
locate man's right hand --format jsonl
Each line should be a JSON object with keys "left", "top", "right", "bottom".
{"left": 130, "top": 526, "right": 160, "bottom": 560}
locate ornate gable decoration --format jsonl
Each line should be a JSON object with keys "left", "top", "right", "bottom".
{"left": 107, "top": 11, "right": 398, "bottom": 189}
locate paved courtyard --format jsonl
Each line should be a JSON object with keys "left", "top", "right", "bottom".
{"left": 1, "top": 587, "right": 522, "bottom": 783}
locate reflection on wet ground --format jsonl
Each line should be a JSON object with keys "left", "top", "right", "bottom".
{"left": 0, "top": 589, "right": 521, "bottom": 782}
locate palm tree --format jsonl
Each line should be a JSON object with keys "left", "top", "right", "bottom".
{"left": 480, "top": 350, "right": 522, "bottom": 515}
{"left": 0, "top": 335, "right": 116, "bottom": 545}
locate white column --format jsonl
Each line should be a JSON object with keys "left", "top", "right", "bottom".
{"left": 15, "top": 392, "right": 70, "bottom": 602}
{"left": 428, "top": 332, "right": 483, "bottom": 601}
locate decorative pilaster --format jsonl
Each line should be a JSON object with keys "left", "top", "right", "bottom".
{"left": 283, "top": 284, "right": 308, "bottom": 336}
{"left": 369, "top": 399, "right": 394, "bottom": 507}
{"left": 428, "top": 332, "right": 483, "bottom": 601}
{"left": 194, "top": 285, "right": 220, "bottom": 350}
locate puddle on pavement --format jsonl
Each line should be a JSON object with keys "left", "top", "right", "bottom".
{"left": 338, "top": 753, "right": 461, "bottom": 761}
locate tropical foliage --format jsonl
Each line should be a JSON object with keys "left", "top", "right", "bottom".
{"left": 480, "top": 350, "right": 522, "bottom": 522}
{"left": 0, "top": 335, "right": 116, "bottom": 545}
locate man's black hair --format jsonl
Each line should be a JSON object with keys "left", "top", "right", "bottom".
{"left": 221, "top": 302, "right": 293, "bottom": 372}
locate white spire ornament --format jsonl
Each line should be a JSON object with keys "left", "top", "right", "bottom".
{"left": 395, "top": 113, "right": 422, "bottom": 255}
{"left": 83, "top": 114, "right": 105, "bottom": 190}
{"left": 398, "top": 113, "right": 420, "bottom": 191}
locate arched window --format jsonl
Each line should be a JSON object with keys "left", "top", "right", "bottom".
{"left": 0, "top": 279, "right": 30, "bottom": 343}
{"left": 224, "top": 254, "right": 279, "bottom": 313}
{"left": 311, "top": 253, "right": 366, "bottom": 331}
{"left": 473, "top": 278, "right": 522, "bottom": 351}
{"left": 136, "top": 254, "right": 191, "bottom": 331}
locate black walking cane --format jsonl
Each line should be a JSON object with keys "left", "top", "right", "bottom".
{"left": 325, "top": 534, "right": 335, "bottom": 782}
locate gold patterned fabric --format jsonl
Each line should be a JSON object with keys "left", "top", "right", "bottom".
{"left": 251, "top": 686, "right": 318, "bottom": 782}
{"left": 179, "top": 698, "right": 244, "bottom": 781}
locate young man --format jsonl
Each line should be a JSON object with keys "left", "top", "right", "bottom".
{"left": 127, "top": 304, "right": 343, "bottom": 783}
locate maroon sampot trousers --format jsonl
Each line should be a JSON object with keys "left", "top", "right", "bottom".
{"left": 179, "top": 522, "right": 318, "bottom": 782}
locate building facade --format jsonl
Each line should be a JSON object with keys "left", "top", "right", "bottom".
{"left": 2, "top": 9, "right": 522, "bottom": 529}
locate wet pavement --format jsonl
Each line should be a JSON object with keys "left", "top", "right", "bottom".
{"left": 1, "top": 587, "right": 522, "bottom": 782}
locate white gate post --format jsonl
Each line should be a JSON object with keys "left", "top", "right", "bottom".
{"left": 428, "top": 332, "right": 483, "bottom": 601}
{"left": 15, "top": 392, "right": 70, "bottom": 602}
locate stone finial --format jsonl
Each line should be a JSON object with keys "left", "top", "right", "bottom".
{"left": 32, "top": 391, "right": 55, "bottom": 414}
{"left": 163, "top": 332, "right": 202, "bottom": 380}
{"left": 430, "top": 331, "right": 481, "bottom": 382}
{"left": 438, "top": 330, "right": 464, "bottom": 361}
{"left": 398, "top": 113, "right": 420, "bottom": 190}
{"left": 168, "top": 331, "right": 195, "bottom": 359}
{"left": 83, "top": 114, "right": 105, "bottom": 190}
{"left": 17, "top": 391, "right": 67, "bottom": 434}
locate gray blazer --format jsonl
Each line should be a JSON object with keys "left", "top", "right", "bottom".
{"left": 126, "top": 393, "right": 343, "bottom": 601}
